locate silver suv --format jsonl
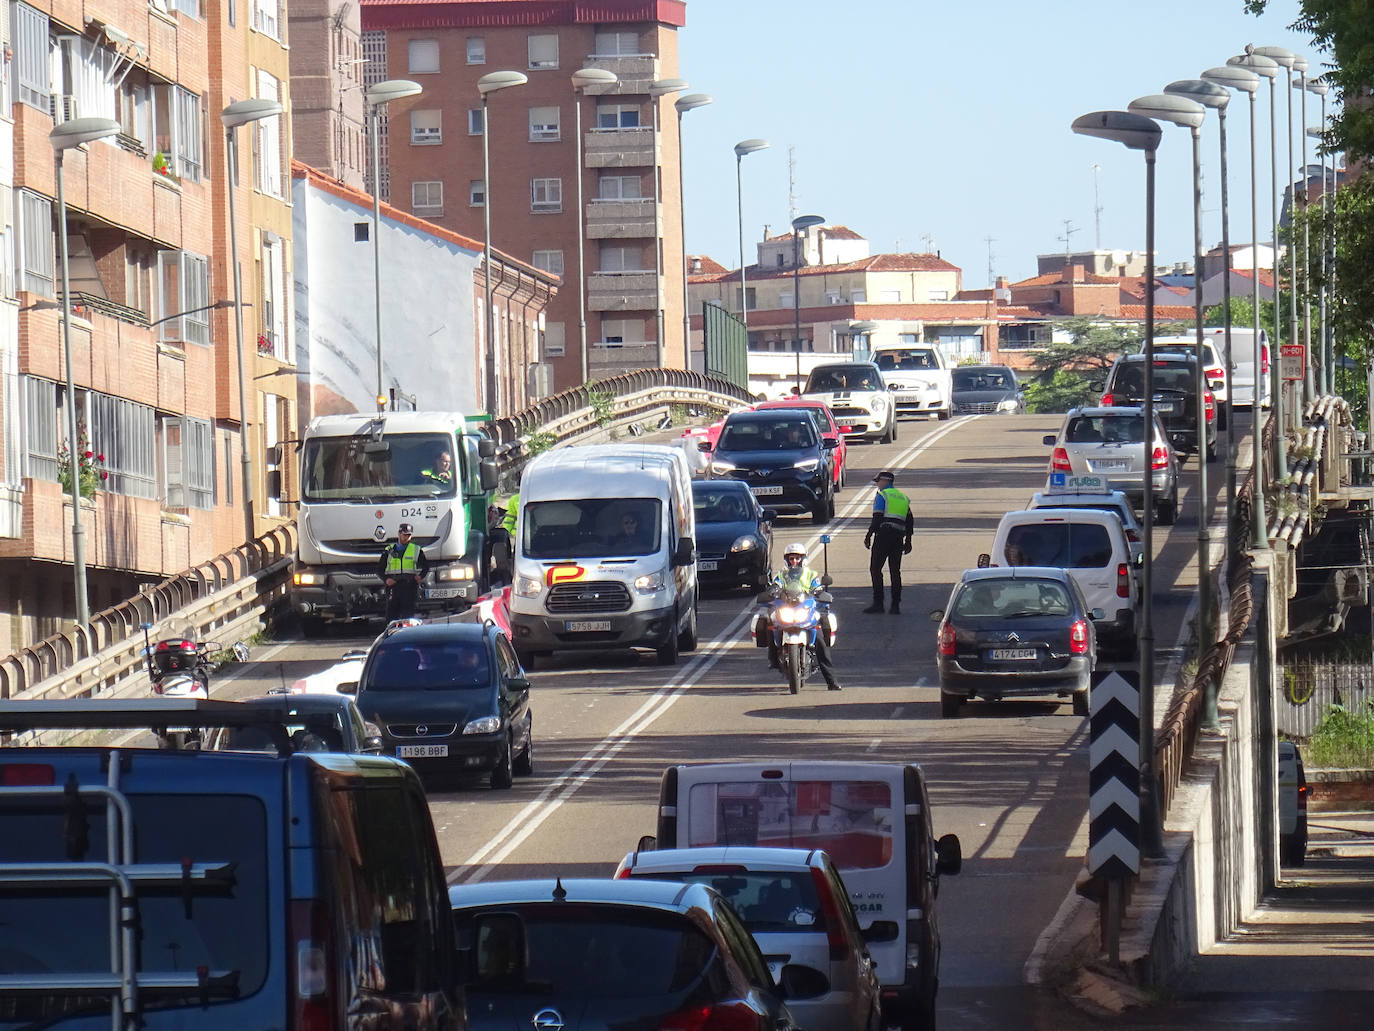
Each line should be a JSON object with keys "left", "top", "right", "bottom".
{"left": 1042, "top": 406, "right": 1179, "bottom": 525}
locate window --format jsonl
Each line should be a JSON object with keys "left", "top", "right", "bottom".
{"left": 116, "top": 78, "right": 152, "bottom": 152}
{"left": 16, "top": 190, "right": 54, "bottom": 297}
{"left": 825, "top": 290, "right": 842, "bottom": 304}
{"left": 88, "top": 392, "right": 157, "bottom": 499}
{"left": 125, "top": 243, "right": 154, "bottom": 315}
{"left": 735, "top": 287, "right": 756, "bottom": 311}
{"left": 881, "top": 289, "right": 901, "bottom": 303}
{"left": 252, "top": 71, "right": 282, "bottom": 196}
{"left": 161, "top": 415, "right": 214, "bottom": 509}
{"left": 469, "top": 180, "right": 485, "bottom": 207}
{"left": 13, "top": 3, "right": 49, "bottom": 112}
{"left": 850, "top": 288, "right": 866, "bottom": 303}
{"left": 593, "top": 31, "right": 639, "bottom": 55}
{"left": 412, "top": 181, "right": 443, "bottom": 215}
{"left": 411, "top": 109, "right": 442, "bottom": 144}
{"left": 532, "top": 250, "right": 564, "bottom": 277}
{"left": 157, "top": 251, "right": 211, "bottom": 347}
{"left": 468, "top": 108, "right": 484, "bottom": 135}
{"left": 598, "top": 318, "right": 645, "bottom": 348}
{"left": 527, "top": 34, "right": 558, "bottom": 69}
{"left": 599, "top": 245, "right": 639, "bottom": 273}
{"left": 596, "top": 104, "right": 639, "bottom": 129}
{"left": 778, "top": 290, "right": 795, "bottom": 309}
{"left": 223, "top": 430, "right": 235, "bottom": 504}
{"left": 529, "top": 106, "right": 560, "bottom": 142}
{"left": 597, "top": 175, "right": 641, "bottom": 200}
{"left": 531, "top": 178, "right": 562, "bottom": 213}
{"left": 466, "top": 36, "right": 485, "bottom": 64}
{"left": 408, "top": 39, "right": 439, "bottom": 74}
{"left": 22, "top": 377, "right": 59, "bottom": 481}
{"left": 253, "top": 0, "right": 280, "bottom": 39}
{"left": 544, "top": 321, "right": 566, "bottom": 358}
{"left": 54, "top": 36, "right": 118, "bottom": 124}
{"left": 152, "top": 84, "right": 204, "bottom": 183}
{"left": 927, "top": 289, "right": 949, "bottom": 301}
{"left": 259, "top": 233, "right": 286, "bottom": 359}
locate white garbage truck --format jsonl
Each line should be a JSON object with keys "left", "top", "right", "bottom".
{"left": 284, "top": 411, "right": 500, "bottom": 629}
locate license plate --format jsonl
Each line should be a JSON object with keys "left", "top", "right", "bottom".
{"left": 1092, "top": 460, "right": 1130, "bottom": 471}
{"left": 698, "top": 560, "right": 719, "bottom": 571}
{"left": 1155, "top": 401, "right": 1177, "bottom": 414}
{"left": 398, "top": 744, "right": 448, "bottom": 758}
{"left": 750, "top": 486, "right": 783, "bottom": 496}
{"left": 566, "top": 620, "right": 612, "bottom": 632}
{"left": 989, "top": 648, "right": 1037, "bottom": 660}
{"left": 426, "top": 587, "right": 462, "bottom": 599}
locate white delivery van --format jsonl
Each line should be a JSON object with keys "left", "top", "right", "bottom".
{"left": 509, "top": 443, "right": 698, "bottom": 667}
{"left": 648, "top": 762, "right": 962, "bottom": 1031}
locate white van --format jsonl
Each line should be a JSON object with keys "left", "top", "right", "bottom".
{"left": 648, "top": 762, "right": 962, "bottom": 1031}
{"left": 983, "top": 508, "right": 1140, "bottom": 659}
{"left": 509, "top": 443, "right": 697, "bottom": 667}
{"left": 1155, "top": 327, "right": 1270, "bottom": 409}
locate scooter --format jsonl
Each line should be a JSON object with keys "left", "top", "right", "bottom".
{"left": 141, "top": 622, "right": 217, "bottom": 748}
{"left": 751, "top": 535, "right": 837, "bottom": 694}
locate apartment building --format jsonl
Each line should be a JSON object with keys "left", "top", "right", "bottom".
{"left": 288, "top": 0, "right": 367, "bottom": 191}
{"left": 360, "top": 0, "right": 689, "bottom": 406}
{"left": 0, "top": 0, "right": 294, "bottom": 649}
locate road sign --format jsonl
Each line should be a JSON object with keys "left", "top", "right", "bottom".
{"left": 1280, "top": 344, "right": 1306, "bottom": 382}
{"left": 1089, "top": 670, "right": 1141, "bottom": 878}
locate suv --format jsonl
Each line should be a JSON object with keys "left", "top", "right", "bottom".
{"left": 1042, "top": 406, "right": 1179, "bottom": 525}
{"left": 0, "top": 698, "right": 460, "bottom": 1029}
{"left": 802, "top": 362, "right": 896, "bottom": 443}
{"left": 1153, "top": 336, "right": 1230, "bottom": 427}
{"left": 703, "top": 409, "right": 838, "bottom": 523}
{"left": 1278, "top": 741, "right": 1309, "bottom": 867}
{"left": 753, "top": 398, "right": 850, "bottom": 491}
{"left": 1101, "top": 352, "right": 1218, "bottom": 460}
{"left": 615, "top": 847, "right": 883, "bottom": 1031}
{"left": 450, "top": 878, "right": 821, "bottom": 1031}
{"left": 950, "top": 365, "right": 1024, "bottom": 415}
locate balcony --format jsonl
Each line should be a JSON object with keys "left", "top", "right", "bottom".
{"left": 584, "top": 127, "right": 657, "bottom": 169}
{"left": 587, "top": 271, "right": 658, "bottom": 312}
{"left": 585, "top": 198, "right": 660, "bottom": 240}
{"left": 580, "top": 55, "right": 658, "bottom": 95}
{"left": 589, "top": 344, "right": 657, "bottom": 375}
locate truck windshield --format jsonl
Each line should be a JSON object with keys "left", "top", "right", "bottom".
{"left": 301, "top": 433, "right": 458, "bottom": 501}
{"left": 524, "top": 498, "right": 662, "bottom": 559}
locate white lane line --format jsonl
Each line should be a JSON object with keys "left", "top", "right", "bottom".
{"left": 451, "top": 419, "right": 982, "bottom": 883}
{"left": 866, "top": 740, "right": 881, "bottom": 753}
{"left": 891, "top": 706, "right": 905, "bottom": 719}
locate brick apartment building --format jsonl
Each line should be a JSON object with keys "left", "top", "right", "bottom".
{"left": 289, "top": 0, "right": 368, "bottom": 191}
{"left": 359, "top": 0, "right": 689, "bottom": 401}
{"left": 0, "top": 0, "right": 296, "bottom": 649}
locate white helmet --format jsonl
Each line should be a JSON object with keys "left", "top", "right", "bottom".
{"left": 783, "top": 542, "right": 807, "bottom": 561}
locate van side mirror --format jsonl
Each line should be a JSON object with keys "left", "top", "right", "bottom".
{"left": 479, "top": 459, "right": 500, "bottom": 492}
{"left": 976, "top": 553, "right": 991, "bottom": 568}
{"left": 674, "top": 537, "right": 695, "bottom": 567}
{"left": 338, "top": 681, "right": 358, "bottom": 696}
{"left": 478, "top": 437, "right": 497, "bottom": 459}
{"left": 1134, "top": 552, "right": 1144, "bottom": 568}
{"left": 935, "top": 833, "right": 963, "bottom": 876}
{"left": 636, "top": 834, "right": 657, "bottom": 854}
{"left": 861, "top": 920, "right": 900, "bottom": 944}
{"left": 266, "top": 469, "right": 282, "bottom": 501}
{"left": 1042, "top": 434, "right": 1057, "bottom": 446}
{"left": 928, "top": 609, "right": 944, "bottom": 622}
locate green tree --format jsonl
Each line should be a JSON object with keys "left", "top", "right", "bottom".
{"left": 1021, "top": 317, "right": 1144, "bottom": 413}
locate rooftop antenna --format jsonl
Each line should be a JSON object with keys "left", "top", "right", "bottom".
{"left": 1092, "top": 163, "right": 1103, "bottom": 250}
{"left": 787, "top": 145, "right": 798, "bottom": 222}
{"left": 1057, "top": 219, "right": 1079, "bottom": 260}
{"left": 920, "top": 233, "right": 935, "bottom": 253}
{"left": 985, "top": 235, "right": 996, "bottom": 287}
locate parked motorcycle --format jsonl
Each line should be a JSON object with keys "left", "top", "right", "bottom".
{"left": 141, "top": 622, "right": 218, "bottom": 748}
{"left": 751, "top": 535, "right": 837, "bottom": 694}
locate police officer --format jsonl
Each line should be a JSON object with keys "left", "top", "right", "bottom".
{"left": 377, "top": 522, "right": 429, "bottom": 621}
{"left": 767, "top": 542, "right": 842, "bottom": 691}
{"left": 863, "top": 470, "right": 912, "bottom": 614}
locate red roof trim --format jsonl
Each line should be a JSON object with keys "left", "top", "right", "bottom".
{"left": 361, "top": 0, "right": 686, "bottom": 30}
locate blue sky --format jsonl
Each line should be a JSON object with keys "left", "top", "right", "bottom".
{"left": 677, "top": 0, "right": 1324, "bottom": 287}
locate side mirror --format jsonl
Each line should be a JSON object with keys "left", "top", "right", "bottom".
{"left": 928, "top": 609, "right": 944, "bottom": 622}
{"left": 338, "top": 681, "right": 358, "bottom": 696}
{"left": 861, "top": 920, "right": 900, "bottom": 944}
{"left": 636, "top": 834, "right": 657, "bottom": 854}
{"left": 761, "top": 508, "right": 778, "bottom": 522}
{"left": 267, "top": 443, "right": 284, "bottom": 466}
{"left": 814, "top": 592, "right": 833, "bottom": 606}
{"left": 976, "top": 553, "right": 991, "bottom": 568}
{"left": 820, "top": 574, "right": 833, "bottom": 587}
{"left": 471, "top": 912, "right": 527, "bottom": 986}
{"left": 363, "top": 732, "right": 385, "bottom": 754}
{"left": 674, "top": 537, "right": 695, "bottom": 567}
{"left": 478, "top": 437, "right": 497, "bottom": 459}
{"left": 1041, "top": 434, "right": 1057, "bottom": 446}
{"left": 1091, "top": 608, "right": 1106, "bottom": 621}
{"left": 266, "top": 469, "right": 283, "bottom": 501}
{"left": 697, "top": 439, "right": 713, "bottom": 453}
{"left": 935, "top": 833, "right": 963, "bottom": 876}
{"left": 820, "top": 439, "right": 837, "bottom": 450}
{"left": 756, "top": 590, "right": 775, "bottom": 605}
{"left": 479, "top": 459, "right": 500, "bottom": 492}
{"left": 777, "top": 963, "right": 830, "bottom": 1001}
{"left": 506, "top": 676, "right": 530, "bottom": 692}
{"left": 201, "top": 641, "right": 221, "bottom": 652}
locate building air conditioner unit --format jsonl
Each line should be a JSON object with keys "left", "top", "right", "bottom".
{"left": 51, "top": 94, "right": 79, "bottom": 123}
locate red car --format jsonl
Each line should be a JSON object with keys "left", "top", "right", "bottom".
{"left": 752, "top": 398, "right": 850, "bottom": 491}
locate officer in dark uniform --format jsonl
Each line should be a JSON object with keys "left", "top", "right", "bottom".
{"left": 378, "top": 522, "right": 429, "bottom": 621}
{"left": 863, "top": 470, "right": 913, "bottom": 614}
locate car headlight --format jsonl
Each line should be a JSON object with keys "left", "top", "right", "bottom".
{"left": 997, "top": 399, "right": 1020, "bottom": 412}
{"left": 794, "top": 458, "right": 820, "bottom": 472}
{"left": 462, "top": 715, "right": 501, "bottom": 735}
{"left": 730, "top": 535, "right": 757, "bottom": 553}
{"left": 438, "top": 564, "right": 476, "bottom": 582}
{"left": 710, "top": 460, "right": 737, "bottom": 475}
{"left": 872, "top": 396, "right": 887, "bottom": 411}
{"left": 293, "top": 570, "right": 325, "bottom": 586}
{"left": 515, "top": 575, "right": 543, "bottom": 598}
{"left": 634, "top": 571, "right": 665, "bottom": 593}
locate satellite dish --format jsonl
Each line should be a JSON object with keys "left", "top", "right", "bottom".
{"left": 1111, "top": 250, "right": 1129, "bottom": 267}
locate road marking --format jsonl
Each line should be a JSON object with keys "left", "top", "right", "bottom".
{"left": 866, "top": 739, "right": 881, "bottom": 753}
{"left": 891, "top": 706, "right": 905, "bottom": 719}
{"left": 451, "top": 419, "right": 981, "bottom": 884}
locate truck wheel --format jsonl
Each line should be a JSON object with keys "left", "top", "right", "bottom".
{"left": 300, "top": 615, "right": 325, "bottom": 639}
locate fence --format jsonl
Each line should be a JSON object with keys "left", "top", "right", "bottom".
{"left": 1279, "top": 661, "right": 1374, "bottom": 766}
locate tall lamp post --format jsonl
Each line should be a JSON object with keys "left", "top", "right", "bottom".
{"left": 674, "top": 93, "right": 713, "bottom": 369}
{"left": 477, "top": 70, "right": 528, "bottom": 415}
{"left": 649, "top": 78, "right": 688, "bottom": 368}
{"left": 571, "top": 68, "right": 618, "bottom": 386}
{"left": 1305, "top": 76, "right": 1331, "bottom": 393}
{"left": 50, "top": 116, "right": 120, "bottom": 634}
{"left": 222, "top": 98, "right": 284, "bottom": 543}
{"left": 1071, "top": 109, "right": 1164, "bottom": 858}
{"left": 365, "top": 80, "right": 422, "bottom": 412}
{"left": 734, "top": 139, "right": 770, "bottom": 327}
{"left": 1293, "top": 61, "right": 1314, "bottom": 405}
{"left": 790, "top": 214, "right": 825, "bottom": 392}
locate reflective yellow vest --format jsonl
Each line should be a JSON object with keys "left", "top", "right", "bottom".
{"left": 384, "top": 541, "right": 422, "bottom": 573}
{"left": 877, "top": 487, "right": 910, "bottom": 525}
{"left": 502, "top": 494, "right": 519, "bottom": 535}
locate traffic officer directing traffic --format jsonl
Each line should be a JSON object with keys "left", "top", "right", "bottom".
{"left": 377, "top": 522, "right": 429, "bottom": 621}
{"left": 863, "top": 470, "right": 913, "bottom": 614}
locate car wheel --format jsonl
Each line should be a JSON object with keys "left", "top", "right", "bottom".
{"left": 1073, "top": 688, "right": 1090, "bottom": 717}
{"left": 900, "top": 990, "right": 937, "bottom": 1031}
{"left": 937, "top": 407, "right": 951, "bottom": 421}
{"left": 657, "top": 611, "right": 680, "bottom": 665}
{"left": 812, "top": 498, "right": 830, "bottom": 525}
{"left": 490, "top": 733, "right": 514, "bottom": 790}
{"left": 678, "top": 598, "right": 699, "bottom": 653}
{"left": 513, "top": 715, "right": 533, "bottom": 776}
{"left": 1156, "top": 496, "right": 1177, "bottom": 526}
{"left": 1206, "top": 438, "right": 1219, "bottom": 463}
{"left": 940, "top": 692, "right": 962, "bottom": 718}
{"left": 839, "top": 464, "right": 846, "bottom": 490}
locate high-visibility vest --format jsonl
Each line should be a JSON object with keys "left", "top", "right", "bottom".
{"left": 384, "top": 541, "right": 422, "bottom": 574}
{"left": 503, "top": 494, "right": 519, "bottom": 535}
{"left": 877, "top": 487, "right": 910, "bottom": 527}
{"left": 775, "top": 566, "right": 822, "bottom": 593}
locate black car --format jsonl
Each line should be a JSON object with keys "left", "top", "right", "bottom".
{"left": 354, "top": 621, "right": 533, "bottom": 788}
{"left": 205, "top": 692, "right": 384, "bottom": 754}
{"left": 691, "top": 479, "right": 775, "bottom": 592}
{"left": 702, "top": 410, "right": 837, "bottom": 523}
{"left": 950, "top": 364, "right": 1024, "bottom": 415}
{"left": 1102, "top": 352, "right": 1218, "bottom": 460}
{"left": 451, "top": 878, "right": 823, "bottom": 1031}
{"left": 932, "top": 566, "right": 1098, "bottom": 718}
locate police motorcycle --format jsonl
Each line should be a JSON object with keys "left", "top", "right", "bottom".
{"left": 751, "top": 536, "right": 838, "bottom": 695}
{"left": 140, "top": 622, "right": 226, "bottom": 748}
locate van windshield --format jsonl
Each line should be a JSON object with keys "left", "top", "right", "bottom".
{"left": 1004, "top": 522, "right": 1113, "bottom": 568}
{"left": 524, "top": 498, "right": 663, "bottom": 559}
{"left": 683, "top": 780, "right": 894, "bottom": 870}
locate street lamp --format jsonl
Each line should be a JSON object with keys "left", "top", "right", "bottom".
{"left": 734, "top": 139, "right": 770, "bottom": 327}
{"left": 675, "top": 93, "right": 713, "bottom": 370}
{"left": 571, "top": 68, "right": 618, "bottom": 386}
{"left": 649, "top": 78, "right": 688, "bottom": 368}
{"left": 1306, "top": 76, "right": 1331, "bottom": 393}
{"left": 49, "top": 116, "right": 120, "bottom": 635}
{"left": 790, "top": 214, "right": 825, "bottom": 392}
{"left": 222, "top": 98, "right": 284, "bottom": 544}
{"left": 1293, "top": 61, "right": 1314, "bottom": 404}
{"left": 477, "top": 70, "right": 528, "bottom": 415}
{"left": 1070, "top": 108, "right": 1164, "bottom": 858}
{"left": 365, "top": 80, "right": 422, "bottom": 413}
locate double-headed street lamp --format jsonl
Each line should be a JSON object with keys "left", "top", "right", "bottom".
{"left": 1293, "top": 63, "right": 1314, "bottom": 404}
{"left": 1305, "top": 77, "right": 1331, "bottom": 393}
{"left": 477, "top": 70, "right": 528, "bottom": 415}
{"left": 790, "top": 214, "right": 825, "bottom": 392}
{"left": 571, "top": 68, "right": 619, "bottom": 385}
{"left": 50, "top": 117, "right": 120, "bottom": 634}
{"left": 675, "top": 93, "right": 713, "bottom": 367}
{"left": 223, "top": 97, "right": 284, "bottom": 543}
{"left": 1071, "top": 108, "right": 1164, "bottom": 859}
{"left": 649, "top": 78, "right": 688, "bottom": 368}
{"left": 734, "top": 139, "right": 770, "bottom": 327}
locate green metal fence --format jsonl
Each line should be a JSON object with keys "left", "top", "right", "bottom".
{"left": 702, "top": 303, "right": 748, "bottom": 391}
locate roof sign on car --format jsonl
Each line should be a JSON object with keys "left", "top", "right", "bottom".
{"left": 1049, "top": 475, "right": 1108, "bottom": 492}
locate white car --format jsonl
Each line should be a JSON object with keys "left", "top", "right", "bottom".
{"left": 802, "top": 361, "right": 897, "bottom": 443}
{"left": 1026, "top": 489, "right": 1143, "bottom": 563}
{"left": 1155, "top": 329, "right": 1273, "bottom": 416}
{"left": 287, "top": 650, "right": 367, "bottom": 694}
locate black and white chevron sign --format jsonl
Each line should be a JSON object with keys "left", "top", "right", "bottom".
{"left": 1089, "top": 670, "right": 1141, "bottom": 878}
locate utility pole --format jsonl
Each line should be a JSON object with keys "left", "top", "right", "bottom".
{"left": 985, "top": 235, "right": 996, "bottom": 288}
{"left": 1058, "top": 219, "right": 1079, "bottom": 260}
{"left": 1092, "top": 162, "right": 1103, "bottom": 249}
{"left": 787, "top": 145, "right": 798, "bottom": 223}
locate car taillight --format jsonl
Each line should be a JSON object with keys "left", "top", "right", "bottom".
{"left": 290, "top": 900, "right": 336, "bottom": 1031}
{"left": 810, "top": 865, "right": 850, "bottom": 961}
{"left": 1070, "top": 619, "right": 1090, "bottom": 655}
{"left": 1298, "top": 783, "right": 1311, "bottom": 807}
{"left": 1, "top": 763, "right": 55, "bottom": 786}
{"left": 1152, "top": 446, "right": 1169, "bottom": 470}
{"left": 1117, "top": 563, "right": 1130, "bottom": 598}
{"left": 1206, "top": 367, "right": 1224, "bottom": 380}
{"left": 660, "top": 1003, "right": 760, "bottom": 1031}
{"left": 1261, "top": 346, "right": 1269, "bottom": 374}
{"left": 938, "top": 623, "right": 956, "bottom": 656}
{"left": 1051, "top": 447, "right": 1072, "bottom": 472}
{"left": 1100, "top": 392, "right": 1114, "bottom": 406}
{"left": 1204, "top": 391, "right": 1216, "bottom": 422}
{"left": 1126, "top": 528, "right": 1140, "bottom": 543}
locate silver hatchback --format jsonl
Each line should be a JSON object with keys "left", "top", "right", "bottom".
{"left": 1043, "top": 406, "right": 1180, "bottom": 525}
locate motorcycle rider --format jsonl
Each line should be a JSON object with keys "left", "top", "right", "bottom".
{"left": 766, "top": 542, "right": 842, "bottom": 691}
